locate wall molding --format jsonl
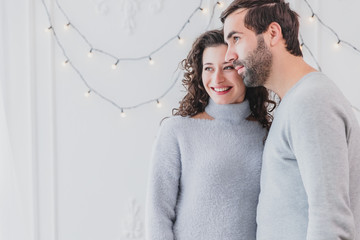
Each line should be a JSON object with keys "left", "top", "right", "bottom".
{"left": 121, "top": 198, "right": 143, "bottom": 239}
{"left": 93, "top": 0, "right": 166, "bottom": 34}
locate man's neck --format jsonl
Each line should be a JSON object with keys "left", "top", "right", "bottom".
{"left": 265, "top": 54, "right": 317, "bottom": 99}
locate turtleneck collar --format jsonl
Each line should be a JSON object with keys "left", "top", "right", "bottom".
{"left": 205, "top": 98, "right": 251, "bottom": 124}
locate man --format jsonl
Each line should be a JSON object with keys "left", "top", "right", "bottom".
{"left": 221, "top": 1, "right": 360, "bottom": 240}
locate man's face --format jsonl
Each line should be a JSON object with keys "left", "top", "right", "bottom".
{"left": 223, "top": 9, "right": 272, "bottom": 87}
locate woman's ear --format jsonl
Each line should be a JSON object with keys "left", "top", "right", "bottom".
{"left": 267, "top": 22, "right": 283, "bottom": 47}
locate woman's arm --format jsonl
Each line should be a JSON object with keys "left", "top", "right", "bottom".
{"left": 145, "top": 119, "right": 181, "bottom": 240}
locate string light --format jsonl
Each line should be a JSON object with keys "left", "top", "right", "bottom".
{"left": 121, "top": 109, "right": 127, "bottom": 118}
{"left": 87, "top": 49, "right": 93, "bottom": 58}
{"left": 156, "top": 99, "right": 162, "bottom": 108}
{"left": 64, "top": 22, "right": 71, "bottom": 30}
{"left": 178, "top": 36, "right": 184, "bottom": 44}
{"left": 84, "top": 90, "right": 91, "bottom": 97}
{"left": 148, "top": 57, "right": 155, "bottom": 65}
{"left": 40, "top": 0, "right": 205, "bottom": 113}
{"left": 303, "top": 0, "right": 360, "bottom": 55}
{"left": 199, "top": 7, "right": 208, "bottom": 14}
{"left": 41, "top": 0, "right": 360, "bottom": 114}
{"left": 334, "top": 40, "right": 341, "bottom": 49}
{"left": 217, "top": 1, "right": 224, "bottom": 8}
{"left": 308, "top": 14, "right": 315, "bottom": 22}
{"left": 62, "top": 59, "right": 69, "bottom": 66}
{"left": 112, "top": 59, "right": 119, "bottom": 69}
{"left": 45, "top": 26, "right": 53, "bottom": 32}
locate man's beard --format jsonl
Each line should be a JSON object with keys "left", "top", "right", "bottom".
{"left": 233, "top": 35, "right": 272, "bottom": 87}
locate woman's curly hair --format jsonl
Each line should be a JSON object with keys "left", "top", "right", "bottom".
{"left": 173, "top": 29, "right": 276, "bottom": 131}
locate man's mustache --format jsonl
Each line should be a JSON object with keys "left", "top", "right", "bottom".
{"left": 233, "top": 59, "right": 245, "bottom": 68}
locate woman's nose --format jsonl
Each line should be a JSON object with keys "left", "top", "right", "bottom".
{"left": 214, "top": 70, "right": 225, "bottom": 84}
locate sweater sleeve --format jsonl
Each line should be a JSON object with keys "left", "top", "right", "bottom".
{"left": 290, "top": 92, "right": 355, "bottom": 240}
{"left": 145, "top": 119, "right": 181, "bottom": 240}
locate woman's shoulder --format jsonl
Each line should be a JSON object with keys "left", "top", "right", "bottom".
{"left": 158, "top": 115, "right": 188, "bottom": 131}
{"left": 159, "top": 113, "right": 213, "bottom": 133}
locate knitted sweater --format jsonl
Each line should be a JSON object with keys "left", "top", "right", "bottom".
{"left": 257, "top": 72, "right": 360, "bottom": 240}
{"left": 145, "top": 99, "right": 267, "bottom": 240}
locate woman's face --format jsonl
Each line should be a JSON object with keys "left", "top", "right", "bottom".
{"left": 202, "top": 44, "right": 246, "bottom": 105}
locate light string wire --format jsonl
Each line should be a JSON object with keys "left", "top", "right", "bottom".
{"left": 299, "top": 0, "right": 360, "bottom": 113}
{"left": 41, "top": 0, "right": 222, "bottom": 112}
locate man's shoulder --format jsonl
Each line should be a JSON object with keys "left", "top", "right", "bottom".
{"left": 289, "top": 72, "right": 342, "bottom": 106}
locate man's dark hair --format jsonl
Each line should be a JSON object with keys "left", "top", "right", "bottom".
{"left": 220, "top": 0, "right": 302, "bottom": 57}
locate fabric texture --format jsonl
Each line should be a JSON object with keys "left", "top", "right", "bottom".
{"left": 257, "top": 72, "right": 360, "bottom": 240}
{"left": 145, "top": 99, "right": 267, "bottom": 240}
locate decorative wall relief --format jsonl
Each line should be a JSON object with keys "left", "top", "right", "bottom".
{"left": 119, "top": 0, "right": 140, "bottom": 34}
{"left": 94, "top": 0, "right": 110, "bottom": 15}
{"left": 149, "top": 0, "right": 165, "bottom": 13}
{"left": 121, "top": 198, "right": 143, "bottom": 239}
{"left": 93, "top": 0, "right": 165, "bottom": 34}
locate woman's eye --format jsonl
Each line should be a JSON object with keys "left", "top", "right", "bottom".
{"left": 204, "top": 67, "right": 213, "bottom": 71}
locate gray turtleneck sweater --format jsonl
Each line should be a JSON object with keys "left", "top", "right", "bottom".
{"left": 145, "top": 99, "right": 267, "bottom": 240}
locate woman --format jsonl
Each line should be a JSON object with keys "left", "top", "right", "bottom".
{"left": 145, "top": 29, "right": 275, "bottom": 240}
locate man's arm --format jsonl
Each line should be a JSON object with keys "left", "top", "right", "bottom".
{"left": 291, "top": 96, "right": 355, "bottom": 240}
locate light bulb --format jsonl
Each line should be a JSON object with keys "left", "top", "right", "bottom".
{"left": 62, "top": 60, "right": 69, "bottom": 66}
{"left": 45, "top": 26, "right": 53, "bottom": 32}
{"left": 217, "top": 1, "right": 224, "bottom": 8}
{"left": 121, "top": 110, "right": 127, "bottom": 118}
{"left": 88, "top": 49, "right": 93, "bottom": 58}
{"left": 178, "top": 36, "right": 184, "bottom": 45}
{"left": 112, "top": 60, "right": 119, "bottom": 69}
{"left": 309, "top": 14, "right": 315, "bottom": 22}
{"left": 64, "top": 23, "right": 71, "bottom": 30}
{"left": 149, "top": 57, "right": 155, "bottom": 65}
{"left": 200, "top": 7, "right": 208, "bottom": 14}
{"left": 84, "top": 90, "right": 91, "bottom": 97}
{"left": 156, "top": 100, "right": 162, "bottom": 108}
{"left": 334, "top": 41, "right": 341, "bottom": 49}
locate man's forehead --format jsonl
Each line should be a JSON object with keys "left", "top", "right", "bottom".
{"left": 233, "top": 8, "right": 247, "bottom": 15}
{"left": 224, "top": 8, "right": 247, "bottom": 26}
{"left": 227, "top": 8, "right": 248, "bottom": 20}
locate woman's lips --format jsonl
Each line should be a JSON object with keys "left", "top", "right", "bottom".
{"left": 211, "top": 87, "right": 232, "bottom": 95}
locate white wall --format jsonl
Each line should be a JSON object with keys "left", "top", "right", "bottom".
{"left": 1, "top": 0, "right": 359, "bottom": 239}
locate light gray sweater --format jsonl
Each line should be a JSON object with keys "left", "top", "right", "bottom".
{"left": 257, "top": 72, "right": 360, "bottom": 240}
{"left": 145, "top": 99, "right": 267, "bottom": 240}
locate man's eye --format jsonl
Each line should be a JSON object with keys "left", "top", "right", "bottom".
{"left": 224, "top": 66, "right": 234, "bottom": 70}
{"left": 234, "top": 36, "right": 240, "bottom": 42}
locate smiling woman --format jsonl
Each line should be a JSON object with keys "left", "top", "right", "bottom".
{"left": 202, "top": 44, "right": 246, "bottom": 105}
{"left": 145, "top": 29, "right": 275, "bottom": 240}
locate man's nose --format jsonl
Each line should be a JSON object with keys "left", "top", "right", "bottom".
{"left": 225, "top": 46, "right": 237, "bottom": 63}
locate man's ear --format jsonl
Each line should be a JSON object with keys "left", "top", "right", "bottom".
{"left": 267, "top": 22, "right": 283, "bottom": 46}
